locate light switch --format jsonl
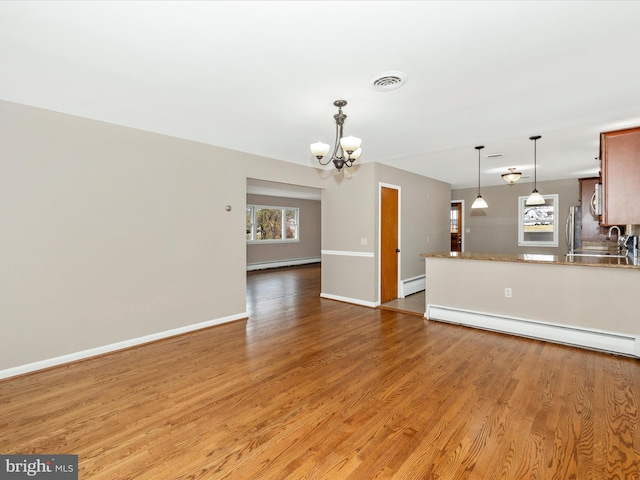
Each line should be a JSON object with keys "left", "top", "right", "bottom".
{"left": 360, "top": 237, "right": 368, "bottom": 246}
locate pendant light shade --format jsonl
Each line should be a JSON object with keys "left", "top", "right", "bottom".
{"left": 472, "top": 195, "right": 488, "bottom": 209}
{"left": 526, "top": 135, "right": 545, "bottom": 206}
{"left": 339, "top": 135, "right": 361, "bottom": 155}
{"left": 310, "top": 142, "right": 331, "bottom": 158}
{"left": 471, "top": 145, "right": 488, "bottom": 209}
{"left": 526, "top": 190, "right": 545, "bottom": 205}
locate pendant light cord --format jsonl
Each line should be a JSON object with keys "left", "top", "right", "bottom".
{"left": 530, "top": 135, "right": 541, "bottom": 191}
{"left": 533, "top": 137, "right": 537, "bottom": 189}
{"left": 475, "top": 145, "right": 484, "bottom": 196}
{"left": 478, "top": 151, "right": 481, "bottom": 195}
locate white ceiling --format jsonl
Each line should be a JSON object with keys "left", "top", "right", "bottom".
{"left": 2, "top": 1, "right": 640, "bottom": 189}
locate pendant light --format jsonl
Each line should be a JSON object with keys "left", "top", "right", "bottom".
{"left": 471, "top": 145, "right": 488, "bottom": 209}
{"left": 526, "top": 135, "right": 545, "bottom": 206}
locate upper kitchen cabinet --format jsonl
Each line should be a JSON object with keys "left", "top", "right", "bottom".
{"left": 600, "top": 127, "right": 640, "bottom": 226}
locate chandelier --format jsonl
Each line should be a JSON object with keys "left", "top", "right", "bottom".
{"left": 310, "top": 100, "right": 362, "bottom": 171}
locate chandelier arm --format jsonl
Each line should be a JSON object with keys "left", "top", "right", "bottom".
{"left": 316, "top": 155, "right": 333, "bottom": 167}
{"left": 331, "top": 120, "right": 344, "bottom": 161}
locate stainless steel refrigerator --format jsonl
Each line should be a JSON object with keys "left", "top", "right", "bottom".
{"left": 565, "top": 205, "right": 582, "bottom": 254}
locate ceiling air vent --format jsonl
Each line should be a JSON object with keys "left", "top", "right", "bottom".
{"left": 370, "top": 71, "right": 408, "bottom": 91}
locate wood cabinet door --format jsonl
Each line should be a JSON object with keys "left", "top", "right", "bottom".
{"left": 601, "top": 127, "right": 640, "bottom": 225}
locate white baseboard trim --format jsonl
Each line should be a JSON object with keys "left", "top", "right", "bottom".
{"left": 321, "top": 250, "right": 374, "bottom": 257}
{"left": 320, "top": 292, "right": 378, "bottom": 308}
{"left": 399, "top": 274, "right": 425, "bottom": 298}
{"left": 246, "top": 257, "right": 321, "bottom": 271}
{"left": 427, "top": 304, "right": 639, "bottom": 358}
{"left": 0, "top": 312, "right": 248, "bottom": 380}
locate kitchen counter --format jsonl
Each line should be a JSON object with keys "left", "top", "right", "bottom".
{"left": 421, "top": 251, "right": 640, "bottom": 269}
{"left": 421, "top": 251, "right": 640, "bottom": 357}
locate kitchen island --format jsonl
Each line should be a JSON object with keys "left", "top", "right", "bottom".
{"left": 421, "top": 252, "right": 640, "bottom": 357}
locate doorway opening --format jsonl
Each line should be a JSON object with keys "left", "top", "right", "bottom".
{"left": 450, "top": 201, "right": 464, "bottom": 252}
{"left": 246, "top": 178, "right": 322, "bottom": 314}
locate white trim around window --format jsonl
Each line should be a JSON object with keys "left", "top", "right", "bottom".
{"left": 246, "top": 204, "right": 300, "bottom": 244}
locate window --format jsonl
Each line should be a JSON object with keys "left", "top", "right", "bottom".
{"left": 518, "top": 194, "right": 559, "bottom": 247}
{"left": 246, "top": 205, "right": 299, "bottom": 243}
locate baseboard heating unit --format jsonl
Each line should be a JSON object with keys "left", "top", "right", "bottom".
{"left": 426, "top": 304, "right": 640, "bottom": 358}
{"left": 247, "top": 257, "right": 321, "bottom": 271}
{"left": 399, "top": 274, "right": 425, "bottom": 298}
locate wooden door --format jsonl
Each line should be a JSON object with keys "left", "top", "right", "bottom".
{"left": 450, "top": 202, "right": 462, "bottom": 252}
{"left": 381, "top": 186, "right": 399, "bottom": 303}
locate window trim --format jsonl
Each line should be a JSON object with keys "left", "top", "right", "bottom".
{"left": 246, "top": 204, "right": 300, "bottom": 244}
{"left": 517, "top": 194, "right": 559, "bottom": 247}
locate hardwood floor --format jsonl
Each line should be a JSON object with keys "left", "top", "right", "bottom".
{"left": 1, "top": 263, "right": 639, "bottom": 479}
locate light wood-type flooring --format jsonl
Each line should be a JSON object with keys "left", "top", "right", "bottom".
{"left": 1, "top": 264, "right": 639, "bottom": 479}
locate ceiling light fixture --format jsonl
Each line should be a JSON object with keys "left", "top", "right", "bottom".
{"left": 471, "top": 145, "right": 488, "bottom": 209}
{"left": 501, "top": 167, "right": 522, "bottom": 185}
{"left": 526, "top": 135, "right": 545, "bottom": 205}
{"left": 310, "top": 100, "right": 362, "bottom": 171}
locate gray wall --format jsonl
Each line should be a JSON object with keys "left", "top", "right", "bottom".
{"left": 2, "top": 101, "right": 244, "bottom": 368}
{"left": 246, "top": 194, "right": 321, "bottom": 267}
{"left": 452, "top": 178, "right": 580, "bottom": 255}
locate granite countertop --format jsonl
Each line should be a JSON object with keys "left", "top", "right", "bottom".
{"left": 420, "top": 251, "right": 640, "bottom": 269}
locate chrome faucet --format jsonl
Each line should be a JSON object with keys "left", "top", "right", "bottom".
{"left": 608, "top": 225, "right": 621, "bottom": 239}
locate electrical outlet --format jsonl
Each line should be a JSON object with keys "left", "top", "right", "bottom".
{"left": 505, "top": 287, "right": 512, "bottom": 298}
